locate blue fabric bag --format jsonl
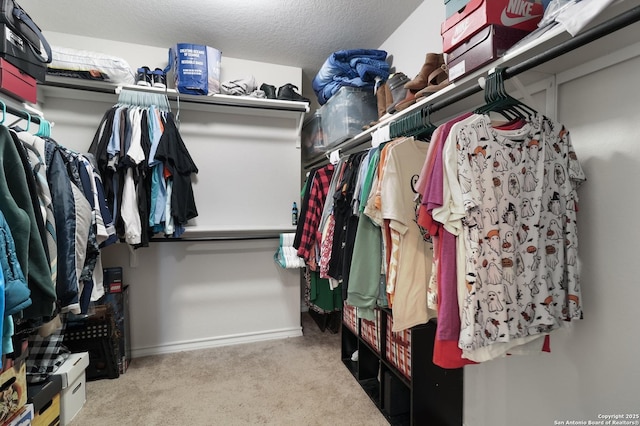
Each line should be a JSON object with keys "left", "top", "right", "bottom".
{"left": 169, "top": 43, "right": 221, "bottom": 96}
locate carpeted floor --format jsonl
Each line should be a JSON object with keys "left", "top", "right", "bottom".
{"left": 68, "top": 313, "right": 389, "bottom": 426}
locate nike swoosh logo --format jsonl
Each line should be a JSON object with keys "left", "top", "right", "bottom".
{"left": 500, "top": 9, "right": 542, "bottom": 27}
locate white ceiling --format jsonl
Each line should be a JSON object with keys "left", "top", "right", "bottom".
{"left": 19, "top": 0, "right": 423, "bottom": 80}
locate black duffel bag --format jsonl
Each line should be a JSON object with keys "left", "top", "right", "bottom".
{"left": 0, "top": 0, "right": 51, "bottom": 63}
{"left": 0, "top": 0, "right": 51, "bottom": 81}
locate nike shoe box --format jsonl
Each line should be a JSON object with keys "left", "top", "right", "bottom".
{"left": 445, "top": 0, "right": 471, "bottom": 19}
{"left": 447, "top": 24, "right": 530, "bottom": 82}
{"left": 441, "top": 0, "right": 544, "bottom": 54}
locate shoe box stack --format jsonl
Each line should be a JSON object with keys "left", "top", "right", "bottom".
{"left": 301, "top": 86, "right": 377, "bottom": 161}
{"left": 0, "top": 2, "right": 46, "bottom": 104}
{"left": 441, "top": 0, "right": 548, "bottom": 82}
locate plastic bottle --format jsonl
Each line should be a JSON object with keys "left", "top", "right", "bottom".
{"left": 292, "top": 202, "right": 298, "bottom": 225}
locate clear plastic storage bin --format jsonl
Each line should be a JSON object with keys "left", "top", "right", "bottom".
{"left": 301, "top": 110, "right": 325, "bottom": 161}
{"left": 320, "top": 86, "right": 377, "bottom": 147}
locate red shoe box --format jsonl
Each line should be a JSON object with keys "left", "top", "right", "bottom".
{"left": 441, "top": 0, "right": 544, "bottom": 53}
{"left": 447, "top": 24, "right": 531, "bottom": 81}
{"left": 0, "top": 58, "right": 37, "bottom": 103}
{"left": 343, "top": 302, "right": 358, "bottom": 335}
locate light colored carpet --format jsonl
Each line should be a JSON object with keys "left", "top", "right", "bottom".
{"left": 68, "top": 313, "right": 389, "bottom": 426}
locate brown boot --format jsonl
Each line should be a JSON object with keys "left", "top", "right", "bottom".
{"left": 363, "top": 81, "right": 389, "bottom": 129}
{"left": 376, "top": 81, "right": 388, "bottom": 119}
{"left": 404, "top": 53, "right": 445, "bottom": 91}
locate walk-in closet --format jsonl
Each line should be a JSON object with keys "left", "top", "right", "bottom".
{"left": 0, "top": 1, "right": 638, "bottom": 425}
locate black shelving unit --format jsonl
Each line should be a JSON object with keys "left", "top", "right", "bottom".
{"left": 341, "top": 309, "right": 463, "bottom": 426}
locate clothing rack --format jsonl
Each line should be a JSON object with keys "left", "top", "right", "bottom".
{"left": 305, "top": 5, "right": 640, "bottom": 168}
{"left": 150, "top": 235, "right": 280, "bottom": 242}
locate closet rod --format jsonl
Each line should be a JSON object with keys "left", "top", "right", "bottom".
{"left": 150, "top": 235, "right": 280, "bottom": 242}
{"left": 306, "top": 5, "right": 640, "bottom": 169}
{"left": 0, "top": 100, "right": 43, "bottom": 125}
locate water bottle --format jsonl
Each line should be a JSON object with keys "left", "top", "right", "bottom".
{"left": 292, "top": 202, "right": 298, "bottom": 225}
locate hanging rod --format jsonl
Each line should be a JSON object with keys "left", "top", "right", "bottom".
{"left": 150, "top": 235, "right": 280, "bottom": 242}
{"left": 0, "top": 99, "right": 44, "bottom": 125}
{"left": 304, "top": 5, "right": 640, "bottom": 169}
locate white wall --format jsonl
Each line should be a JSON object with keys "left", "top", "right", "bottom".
{"left": 378, "top": 1, "right": 444, "bottom": 79}
{"left": 380, "top": 5, "right": 640, "bottom": 425}
{"left": 36, "top": 33, "right": 304, "bottom": 357}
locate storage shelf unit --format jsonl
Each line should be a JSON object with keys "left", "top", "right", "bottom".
{"left": 341, "top": 308, "right": 463, "bottom": 426}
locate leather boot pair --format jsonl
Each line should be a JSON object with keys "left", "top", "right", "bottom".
{"left": 404, "top": 53, "right": 445, "bottom": 92}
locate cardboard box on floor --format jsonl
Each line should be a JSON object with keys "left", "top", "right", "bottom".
{"left": 53, "top": 352, "right": 89, "bottom": 425}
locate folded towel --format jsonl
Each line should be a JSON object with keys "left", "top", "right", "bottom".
{"left": 312, "top": 49, "right": 390, "bottom": 105}
{"left": 221, "top": 75, "right": 257, "bottom": 96}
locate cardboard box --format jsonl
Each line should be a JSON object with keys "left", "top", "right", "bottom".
{"left": 441, "top": 0, "right": 544, "bottom": 53}
{"left": 3, "top": 403, "right": 33, "bottom": 426}
{"left": 0, "top": 352, "right": 28, "bottom": 424}
{"left": 447, "top": 25, "right": 531, "bottom": 81}
{"left": 32, "top": 393, "right": 60, "bottom": 426}
{"left": 102, "top": 267, "right": 123, "bottom": 294}
{"left": 53, "top": 352, "right": 89, "bottom": 425}
{"left": 0, "top": 58, "right": 36, "bottom": 103}
{"left": 28, "top": 374, "right": 62, "bottom": 426}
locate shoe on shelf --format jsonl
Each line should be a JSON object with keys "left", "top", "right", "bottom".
{"left": 277, "top": 83, "right": 310, "bottom": 102}
{"left": 136, "top": 66, "right": 152, "bottom": 87}
{"left": 386, "top": 72, "right": 411, "bottom": 114}
{"left": 152, "top": 68, "right": 167, "bottom": 88}
{"left": 260, "top": 83, "right": 277, "bottom": 99}
{"left": 404, "top": 53, "right": 445, "bottom": 92}
{"left": 415, "top": 64, "right": 450, "bottom": 98}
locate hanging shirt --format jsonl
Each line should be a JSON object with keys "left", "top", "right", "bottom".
{"left": 379, "top": 138, "right": 435, "bottom": 332}
{"left": 452, "top": 114, "right": 585, "bottom": 362}
{"left": 297, "top": 163, "right": 334, "bottom": 262}
{"left": 154, "top": 113, "right": 199, "bottom": 226}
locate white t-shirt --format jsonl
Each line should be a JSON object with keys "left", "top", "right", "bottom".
{"left": 448, "top": 114, "right": 585, "bottom": 361}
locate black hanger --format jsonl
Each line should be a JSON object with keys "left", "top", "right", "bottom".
{"left": 414, "top": 105, "right": 436, "bottom": 140}
{"left": 474, "top": 67, "right": 537, "bottom": 121}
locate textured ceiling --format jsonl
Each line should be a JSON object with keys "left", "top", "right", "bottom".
{"left": 19, "top": 0, "right": 423, "bottom": 79}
